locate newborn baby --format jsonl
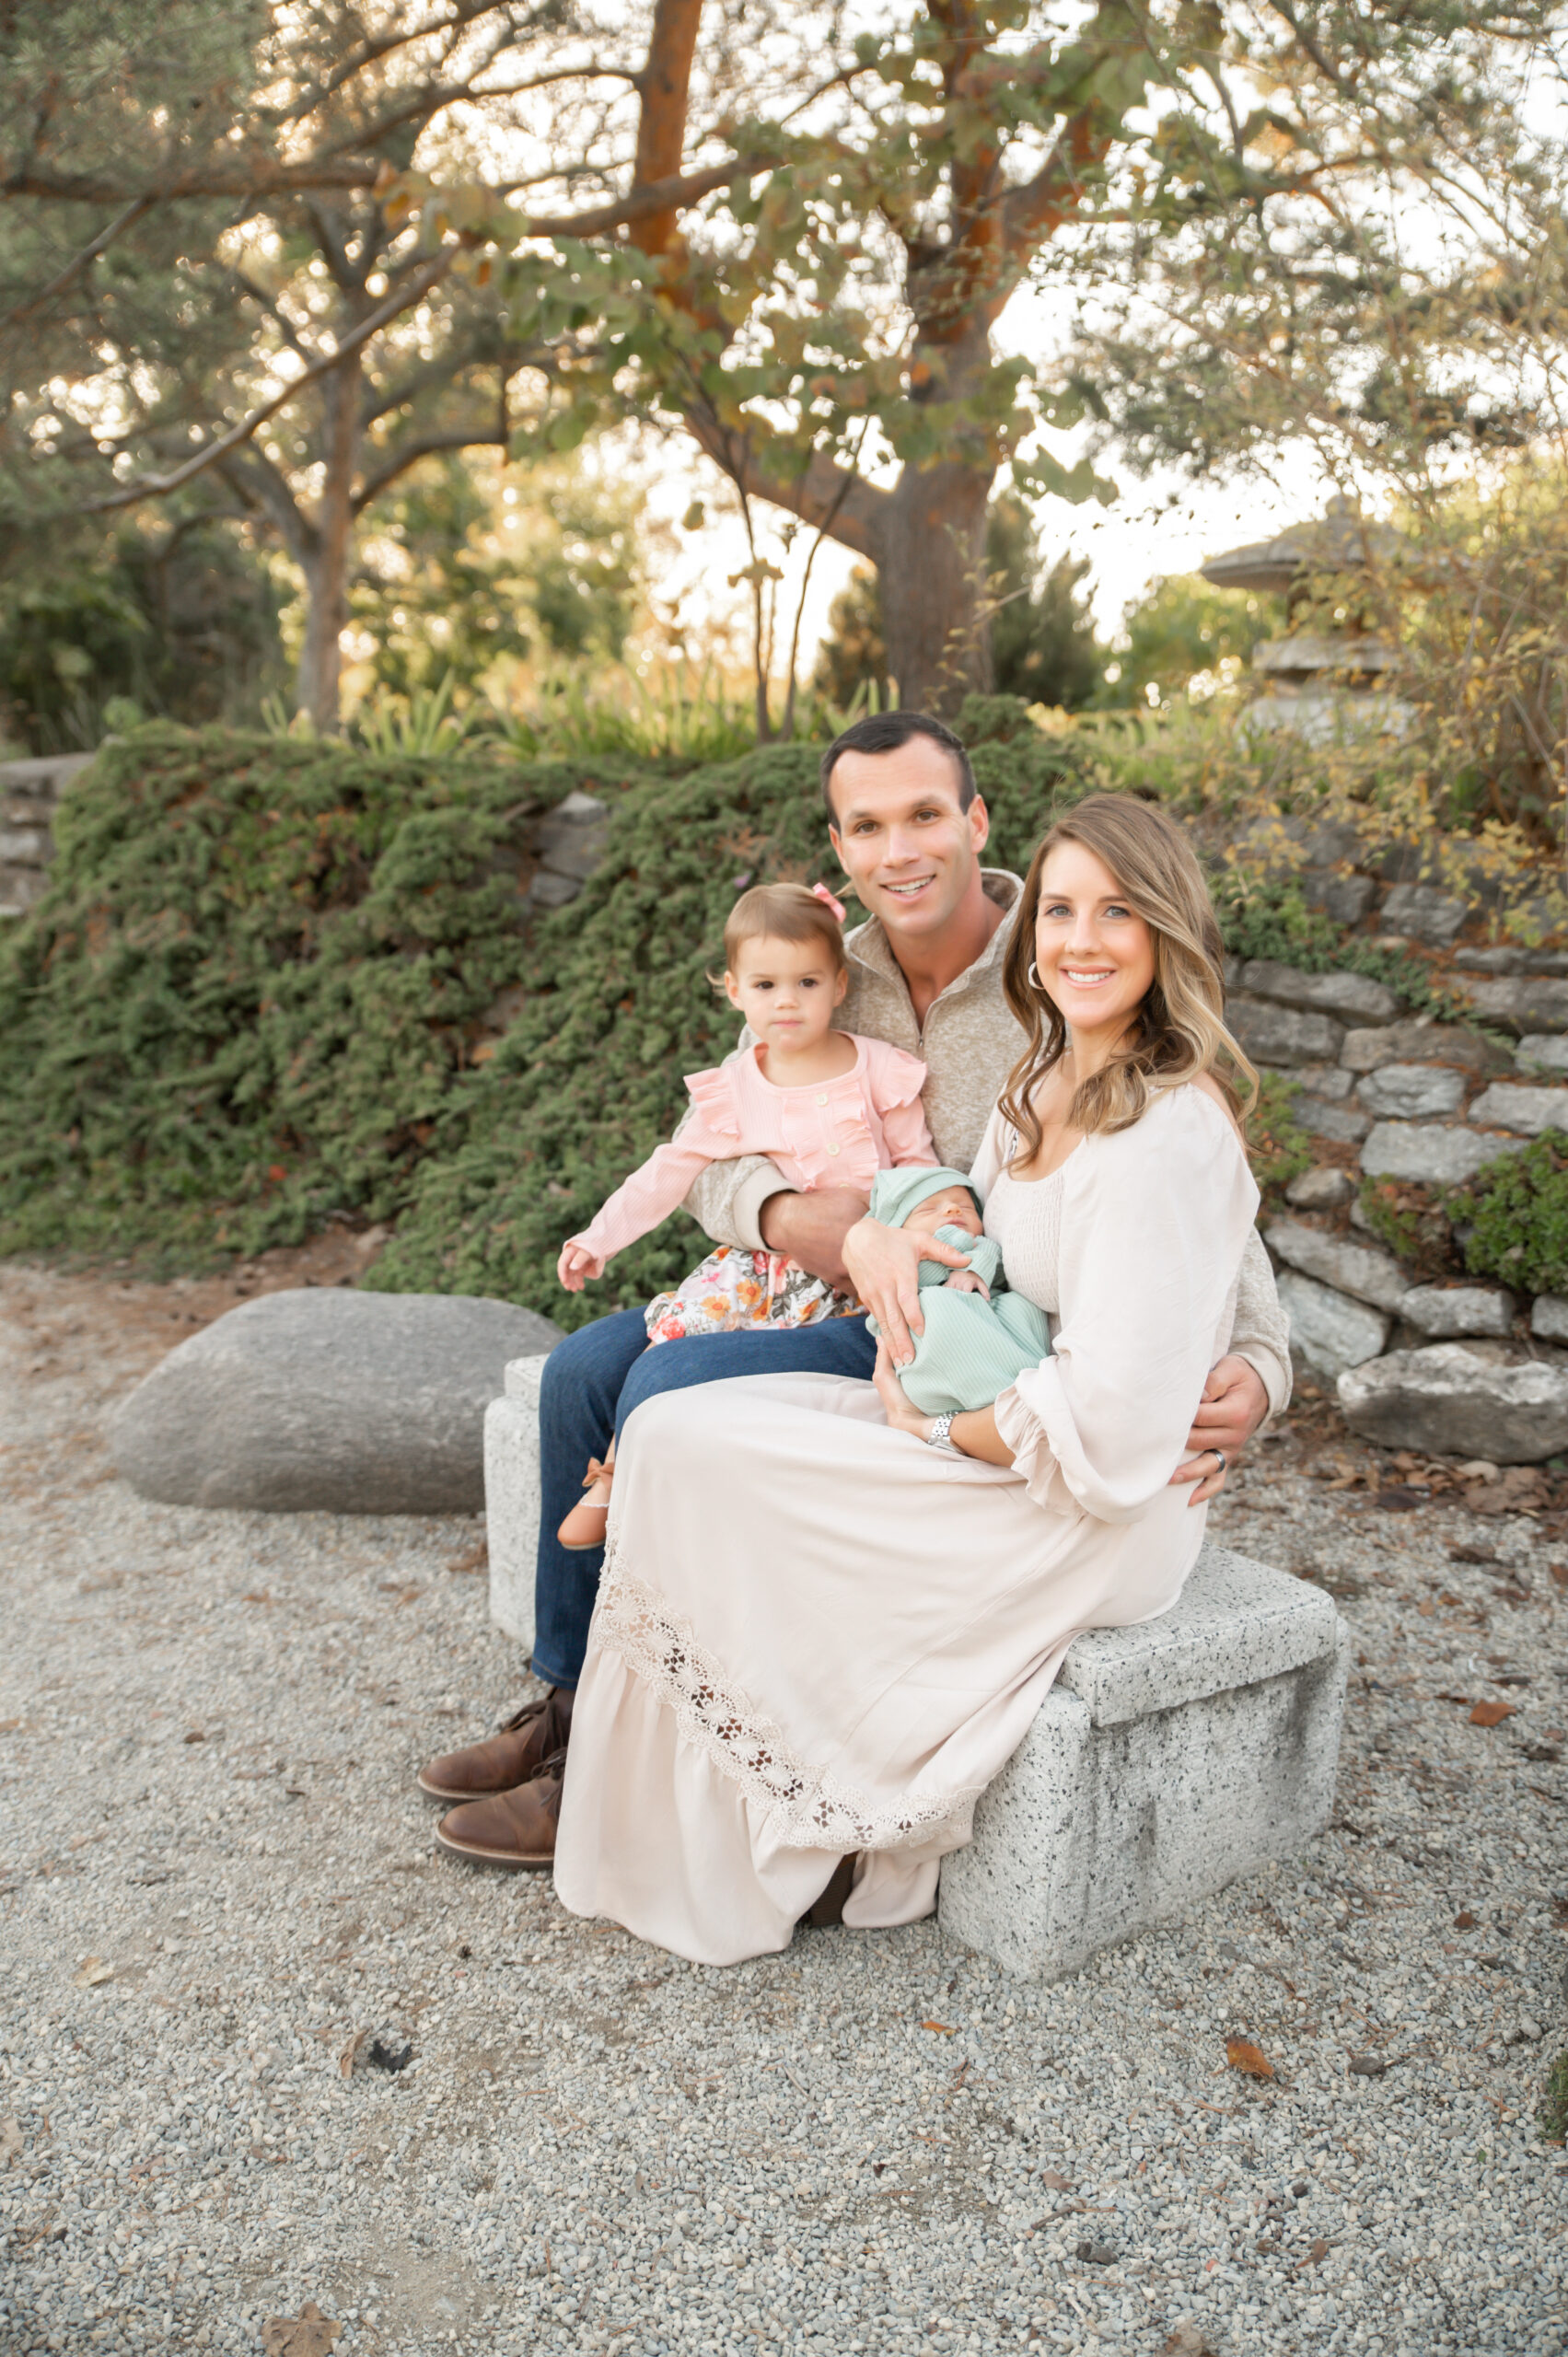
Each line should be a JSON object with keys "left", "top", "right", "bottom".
{"left": 866, "top": 1165, "right": 1053, "bottom": 1417}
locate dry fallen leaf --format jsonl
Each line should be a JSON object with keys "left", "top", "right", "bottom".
{"left": 261, "top": 2304, "right": 342, "bottom": 2357}
{"left": 72, "top": 1956, "right": 113, "bottom": 1988}
{"left": 1162, "top": 2326, "right": 1221, "bottom": 2357}
{"left": 0, "top": 2118, "right": 22, "bottom": 2165}
{"left": 920, "top": 2019, "right": 958, "bottom": 2036}
{"left": 1225, "top": 2034, "right": 1274, "bottom": 2079}
{"left": 1297, "top": 2236, "right": 1330, "bottom": 2270}
{"left": 1470, "top": 1700, "right": 1516, "bottom": 1727}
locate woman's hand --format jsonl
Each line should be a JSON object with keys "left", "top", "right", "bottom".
{"left": 1176, "top": 1447, "right": 1228, "bottom": 1507}
{"left": 844, "top": 1217, "right": 970, "bottom": 1366}
{"left": 872, "top": 1340, "right": 936, "bottom": 1441}
{"left": 557, "top": 1240, "right": 606, "bottom": 1292}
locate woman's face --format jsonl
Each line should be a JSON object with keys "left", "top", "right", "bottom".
{"left": 1032, "top": 840, "right": 1156, "bottom": 1044}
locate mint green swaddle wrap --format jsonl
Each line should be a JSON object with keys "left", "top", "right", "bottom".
{"left": 865, "top": 1167, "right": 1053, "bottom": 1417}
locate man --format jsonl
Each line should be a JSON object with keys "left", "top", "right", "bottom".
{"left": 421, "top": 711, "right": 1290, "bottom": 1866}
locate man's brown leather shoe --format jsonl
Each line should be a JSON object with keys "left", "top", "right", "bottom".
{"left": 416, "top": 1688, "right": 574, "bottom": 1802}
{"left": 434, "top": 1749, "right": 565, "bottom": 1869}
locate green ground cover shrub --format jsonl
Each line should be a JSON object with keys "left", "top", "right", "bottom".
{"left": 1357, "top": 1178, "right": 1459, "bottom": 1282}
{"left": 1365, "top": 1129, "right": 1568, "bottom": 1294}
{"left": 0, "top": 699, "right": 1479, "bottom": 1308}
{"left": 1446, "top": 1132, "right": 1568, "bottom": 1298}
{"left": 1212, "top": 872, "right": 1476, "bottom": 1025}
{"left": 0, "top": 725, "right": 621, "bottom": 1262}
{"left": 1246, "top": 1074, "right": 1314, "bottom": 1203}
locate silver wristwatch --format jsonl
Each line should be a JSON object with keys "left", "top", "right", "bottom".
{"left": 924, "top": 1411, "right": 959, "bottom": 1453}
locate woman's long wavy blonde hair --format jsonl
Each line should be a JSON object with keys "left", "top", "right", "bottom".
{"left": 998, "top": 793, "right": 1256, "bottom": 1160}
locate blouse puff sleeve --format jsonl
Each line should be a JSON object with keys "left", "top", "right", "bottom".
{"left": 863, "top": 1039, "right": 937, "bottom": 1167}
{"left": 567, "top": 1064, "right": 747, "bottom": 1266}
{"left": 989, "top": 1087, "right": 1260, "bottom": 1525}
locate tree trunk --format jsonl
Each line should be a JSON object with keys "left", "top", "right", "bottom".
{"left": 867, "top": 307, "right": 998, "bottom": 716}
{"left": 871, "top": 458, "right": 994, "bottom": 716}
{"left": 295, "top": 344, "right": 363, "bottom": 731}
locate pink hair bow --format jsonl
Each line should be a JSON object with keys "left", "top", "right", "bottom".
{"left": 811, "top": 880, "right": 847, "bottom": 923}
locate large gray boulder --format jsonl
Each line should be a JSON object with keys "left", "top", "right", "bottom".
{"left": 1468, "top": 1081, "right": 1568, "bottom": 1137}
{"left": 1237, "top": 959, "right": 1398, "bottom": 1027}
{"left": 1379, "top": 883, "right": 1468, "bottom": 947}
{"left": 1355, "top": 1063, "right": 1467, "bottom": 1120}
{"left": 1465, "top": 976, "right": 1568, "bottom": 1035}
{"left": 1340, "top": 1021, "right": 1507, "bottom": 1075}
{"left": 1266, "top": 1218, "right": 1411, "bottom": 1313}
{"left": 1277, "top": 1271, "right": 1389, "bottom": 1381}
{"left": 110, "top": 1289, "right": 563, "bottom": 1513}
{"left": 1360, "top": 1121, "right": 1526, "bottom": 1188}
{"left": 1228, "top": 996, "right": 1345, "bottom": 1068}
{"left": 1339, "top": 1344, "right": 1568, "bottom": 1463}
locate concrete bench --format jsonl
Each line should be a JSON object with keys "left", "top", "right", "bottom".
{"left": 484, "top": 1353, "right": 552, "bottom": 1646}
{"left": 483, "top": 1354, "right": 1348, "bottom": 1978}
{"left": 938, "top": 1551, "right": 1347, "bottom": 1980}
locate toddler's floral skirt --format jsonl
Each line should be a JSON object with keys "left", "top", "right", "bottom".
{"left": 645, "top": 1245, "right": 860, "bottom": 1345}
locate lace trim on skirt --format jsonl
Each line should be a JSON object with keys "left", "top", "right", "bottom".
{"left": 593, "top": 1541, "right": 983, "bottom": 1854}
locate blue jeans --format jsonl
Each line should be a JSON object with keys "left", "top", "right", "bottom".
{"left": 531, "top": 1307, "right": 878, "bottom": 1689}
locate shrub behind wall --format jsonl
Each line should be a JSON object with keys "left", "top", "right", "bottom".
{"left": 0, "top": 725, "right": 603, "bottom": 1260}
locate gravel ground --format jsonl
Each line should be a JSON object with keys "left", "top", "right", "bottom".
{"left": 3, "top": 1261, "right": 1567, "bottom": 2357}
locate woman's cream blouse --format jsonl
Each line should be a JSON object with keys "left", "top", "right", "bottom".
{"left": 969, "top": 1085, "right": 1260, "bottom": 1525}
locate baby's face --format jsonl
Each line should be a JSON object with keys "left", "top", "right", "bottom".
{"left": 903, "top": 1186, "right": 981, "bottom": 1239}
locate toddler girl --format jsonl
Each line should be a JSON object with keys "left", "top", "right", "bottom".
{"left": 554, "top": 879, "right": 935, "bottom": 1547}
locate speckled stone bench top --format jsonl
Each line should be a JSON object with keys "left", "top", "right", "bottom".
{"left": 1057, "top": 1547, "right": 1342, "bottom": 1727}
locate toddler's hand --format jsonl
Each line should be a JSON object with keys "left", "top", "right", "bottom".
{"left": 942, "top": 1270, "right": 991, "bottom": 1299}
{"left": 557, "top": 1241, "right": 606, "bottom": 1292}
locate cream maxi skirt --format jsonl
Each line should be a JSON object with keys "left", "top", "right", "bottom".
{"left": 552, "top": 1373, "right": 1206, "bottom": 1967}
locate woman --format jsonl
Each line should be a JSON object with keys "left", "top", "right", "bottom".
{"left": 552, "top": 795, "right": 1260, "bottom": 1965}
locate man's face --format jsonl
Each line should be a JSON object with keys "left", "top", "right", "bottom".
{"left": 828, "top": 737, "right": 990, "bottom": 951}
{"left": 901, "top": 1185, "right": 982, "bottom": 1239}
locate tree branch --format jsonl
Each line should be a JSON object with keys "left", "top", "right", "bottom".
{"left": 683, "top": 410, "right": 888, "bottom": 562}
{"left": 214, "top": 450, "right": 315, "bottom": 565}
{"left": 273, "top": 0, "right": 508, "bottom": 122}
{"left": 72, "top": 250, "right": 457, "bottom": 514}
{"left": 352, "top": 424, "right": 509, "bottom": 512}
{"left": 524, "top": 161, "right": 744, "bottom": 239}
{"left": 1002, "top": 102, "right": 1120, "bottom": 261}
{"left": 4, "top": 195, "right": 154, "bottom": 324}
{"left": 231, "top": 270, "right": 315, "bottom": 362}
{"left": 4, "top": 157, "right": 377, "bottom": 204}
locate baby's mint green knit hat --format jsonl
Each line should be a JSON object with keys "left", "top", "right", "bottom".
{"left": 870, "top": 1166, "right": 981, "bottom": 1231}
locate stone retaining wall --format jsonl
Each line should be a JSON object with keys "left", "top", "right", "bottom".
{"left": 0, "top": 756, "right": 610, "bottom": 926}
{"left": 1240, "top": 952, "right": 1568, "bottom": 1462}
{"left": 0, "top": 753, "right": 93, "bottom": 919}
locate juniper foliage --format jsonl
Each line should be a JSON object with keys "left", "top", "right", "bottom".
{"left": 0, "top": 726, "right": 594, "bottom": 1261}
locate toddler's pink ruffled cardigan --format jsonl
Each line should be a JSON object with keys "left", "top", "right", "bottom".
{"left": 569, "top": 1036, "right": 935, "bottom": 1265}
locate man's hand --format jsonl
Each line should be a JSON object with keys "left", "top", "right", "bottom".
{"left": 1171, "top": 1355, "right": 1270, "bottom": 1506}
{"left": 759, "top": 1187, "right": 870, "bottom": 1285}
{"left": 842, "top": 1217, "right": 970, "bottom": 1366}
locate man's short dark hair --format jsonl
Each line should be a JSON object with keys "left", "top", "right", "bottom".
{"left": 819, "top": 710, "right": 977, "bottom": 821}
